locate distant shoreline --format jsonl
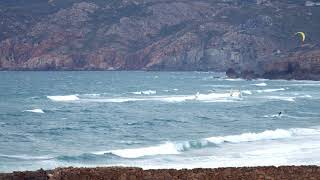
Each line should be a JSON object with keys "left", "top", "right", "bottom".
{"left": 1, "top": 166, "right": 320, "bottom": 179}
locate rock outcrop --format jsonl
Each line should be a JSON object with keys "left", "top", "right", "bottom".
{"left": 1, "top": 166, "right": 320, "bottom": 180}
{"left": 0, "top": 0, "right": 320, "bottom": 79}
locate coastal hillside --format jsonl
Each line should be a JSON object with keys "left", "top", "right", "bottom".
{"left": 1, "top": 0, "right": 320, "bottom": 79}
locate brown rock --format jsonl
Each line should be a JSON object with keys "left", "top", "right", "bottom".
{"left": 0, "top": 1, "right": 320, "bottom": 80}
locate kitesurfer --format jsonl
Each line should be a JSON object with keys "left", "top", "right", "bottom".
{"left": 295, "top": 32, "right": 306, "bottom": 43}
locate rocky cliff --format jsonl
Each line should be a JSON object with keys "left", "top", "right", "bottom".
{"left": 1, "top": 0, "right": 320, "bottom": 79}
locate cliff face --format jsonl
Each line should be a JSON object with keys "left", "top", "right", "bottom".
{"left": 0, "top": 0, "right": 320, "bottom": 79}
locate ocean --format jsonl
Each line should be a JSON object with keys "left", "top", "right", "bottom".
{"left": 0, "top": 71, "right": 320, "bottom": 172}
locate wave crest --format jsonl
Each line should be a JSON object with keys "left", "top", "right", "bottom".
{"left": 132, "top": 90, "right": 156, "bottom": 95}
{"left": 93, "top": 142, "right": 180, "bottom": 158}
{"left": 23, "top": 109, "right": 45, "bottom": 113}
{"left": 47, "top": 95, "right": 79, "bottom": 102}
{"left": 257, "top": 88, "right": 285, "bottom": 93}
{"left": 92, "top": 127, "right": 320, "bottom": 159}
{"left": 253, "top": 83, "right": 267, "bottom": 87}
{"left": 54, "top": 92, "right": 242, "bottom": 103}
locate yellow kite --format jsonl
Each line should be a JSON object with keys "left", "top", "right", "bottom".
{"left": 295, "top": 32, "right": 306, "bottom": 42}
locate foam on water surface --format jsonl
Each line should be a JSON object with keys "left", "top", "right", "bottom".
{"left": 47, "top": 95, "right": 80, "bottom": 101}
{"left": 23, "top": 109, "right": 45, "bottom": 114}
{"left": 256, "top": 88, "right": 286, "bottom": 93}
{"left": 253, "top": 83, "right": 268, "bottom": 87}
{"left": 90, "top": 127, "right": 320, "bottom": 159}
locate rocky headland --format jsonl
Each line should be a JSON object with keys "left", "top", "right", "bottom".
{"left": 1, "top": 0, "right": 320, "bottom": 80}
{"left": 1, "top": 166, "right": 320, "bottom": 180}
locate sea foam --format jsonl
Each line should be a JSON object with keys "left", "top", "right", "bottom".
{"left": 23, "top": 109, "right": 45, "bottom": 114}
{"left": 79, "top": 92, "right": 241, "bottom": 103}
{"left": 205, "top": 129, "right": 292, "bottom": 144}
{"left": 132, "top": 90, "right": 157, "bottom": 95}
{"left": 253, "top": 83, "right": 267, "bottom": 87}
{"left": 0, "top": 154, "right": 53, "bottom": 160}
{"left": 257, "top": 88, "right": 285, "bottom": 93}
{"left": 94, "top": 142, "right": 180, "bottom": 158}
{"left": 47, "top": 95, "right": 80, "bottom": 102}
{"left": 265, "top": 96, "right": 295, "bottom": 102}
{"left": 92, "top": 127, "right": 320, "bottom": 159}
{"left": 242, "top": 90, "right": 252, "bottom": 95}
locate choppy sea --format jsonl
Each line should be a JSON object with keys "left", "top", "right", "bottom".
{"left": 0, "top": 71, "right": 320, "bottom": 172}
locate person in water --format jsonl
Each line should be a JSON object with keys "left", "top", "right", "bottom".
{"left": 278, "top": 112, "right": 282, "bottom": 116}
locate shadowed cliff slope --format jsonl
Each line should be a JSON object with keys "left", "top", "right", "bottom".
{"left": 0, "top": 0, "right": 320, "bottom": 79}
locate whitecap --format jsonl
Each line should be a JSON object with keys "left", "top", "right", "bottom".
{"left": 205, "top": 129, "right": 292, "bottom": 144}
{"left": 159, "top": 92, "right": 240, "bottom": 103}
{"left": 156, "top": 95, "right": 195, "bottom": 102}
{"left": 47, "top": 95, "right": 80, "bottom": 102}
{"left": 83, "top": 98, "right": 143, "bottom": 103}
{"left": 23, "top": 109, "right": 45, "bottom": 114}
{"left": 93, "top": 142, "right": 180, "bottom": 158}
{"left": 195, "top": 93, "right": 239, "bottom": 100}
{"left": 131, "top": 90, "right": 156, "bottom": 95}
{"left": 0, "top": 154, "right": 53, "bottom": 160}
{"left": 242, "top": 90, "right": 252, "bottom": 95}
{"left": 265, "top": 96, "right": 295, "bottom": 102}
{"left": 299, "top": 95, "right": 312, "bottom": 98}
{"left": 287, "top": 83, "right": 320, "bottom": 86}
{"left": 257, "top": 88, "right": 285, "bottom": 93}
{"left": 80, "top": 92, "right": 240, "bottom": 103}
{"left": 263, "top": 114, "right": 282, "bottom": 118}
{"left": 256, "top": 78, "right": 269, "bottom": 81}
{"left": 205, "top": 128, "right": 320, "bottom": 145}
{"left": 83, "top": 93, "right": 101, "bottom": 97}
{"left": 163, "top": 89, "right": 178, "bottom": 92}
{"left": 253, "top": 83, "right": 267, "bottom": 87}
{"left": 224, "top": 78, "right": 244, "bottom": 81}
{"left": 91, "top": 127, "right": 320, "bottom": 159}
{"left": 204, "top": 85, "right": 233, "bottom": 88}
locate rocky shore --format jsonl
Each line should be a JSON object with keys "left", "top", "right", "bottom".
{"left": 1, "top": 166, "right": 320, "bottom": 180}
{"left": 1, "top": 0, "right": 320, "bottom": 80}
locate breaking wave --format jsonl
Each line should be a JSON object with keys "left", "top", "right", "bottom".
{"left": 93, "top": 142, "right": 180, "bottom": 158}
{"left": 253, "top": 83, "right": 267, "bottom": 87}
{"left": 0, "top": 154, "right": 53, "bottom": 160}
{"left": 23, "top": 109, "right": 45, "bottom": 114}
{"left": 131, "top": 90, "right": 156, "bottom": 95}
{"left": 47, "top": 92, "right": 242, "bottom": 103}
{"left": 257, "top": 88, "right": 286, "bottom": 93}
{"left": 242, "top": 90, "right": 252, "bottom": 95}
{"left": 3, "top": 127, "right": 320, "bottom": 167}
{"left": 83, "top": 93, "right": 101, "bottom": 97}
{"left": 224, "top": 78, "right": 244, "bottom": 81}
{"left": 265, "top": 96, "right": 295, "bottom": 102}
{"left": 91, "top": 127, "right": 320, "bottom": 159}
{"left": 47, "top": 95, "right": 80, "bottom": 102}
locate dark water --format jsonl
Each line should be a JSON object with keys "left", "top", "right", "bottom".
{"left": 0, "top": 71, "right": 320, "bottom": 172}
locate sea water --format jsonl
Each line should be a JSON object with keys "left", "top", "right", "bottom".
{"left": 0, "top": 71, "right": 320, "bottom": 172}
